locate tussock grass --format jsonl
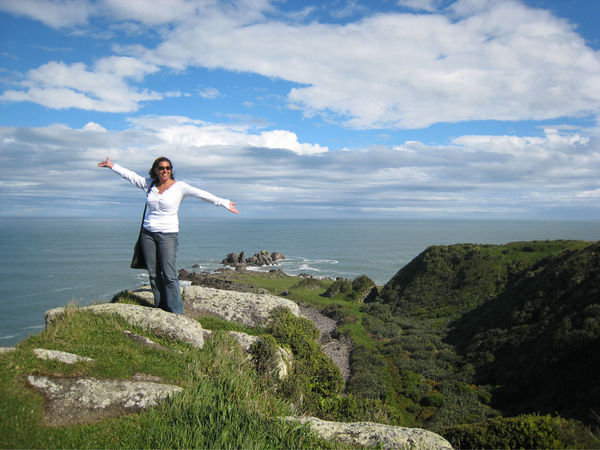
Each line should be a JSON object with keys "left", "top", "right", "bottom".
{"left": 0, "top": 308, "right": 335, "bottom": 449}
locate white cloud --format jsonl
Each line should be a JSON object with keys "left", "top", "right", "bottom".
{"left": 82, "top": 122, "right": 107, "bottom": 132}
{"left": 128, "top": 115, "right": 327, "bottom": 155}
{"left": 2, "top": 116, "right": 598, "bottom": 218}
{"left": 2, "top": 0, "right": 599, "bottom": 130}
{"left": 198, "top": 87, "right": 221, "bottom": 99}
{"left": 0, "top": 0, "right": 95, "bottom": 28}
{"left": 1, "top": 59, "right": 162, "bottom": 112}
{"left": 135, "top": 0, "right": 600, "bottom": 129}
{"left": 397, "top": 0, "right": 443, "bottom": 13}
{"left": 100, "top": 0, "right": 197, "bottom": 25}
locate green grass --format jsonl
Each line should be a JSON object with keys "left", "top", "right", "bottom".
{"left": 0, "top": 306, "right": 337, "bottom": 449}
{"left": 6, "top": 241, "right": 598, "bottom": 448}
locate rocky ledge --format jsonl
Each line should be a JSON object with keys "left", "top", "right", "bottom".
{"left": 26, "top": 286, "right": 452, "bottom": 449}
{"left": 287, "top": 416, "right": 452, "bottom": 450}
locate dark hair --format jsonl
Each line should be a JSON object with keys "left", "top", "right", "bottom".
{"left": 149, "top": 156, "right": 175, "bottom": 183}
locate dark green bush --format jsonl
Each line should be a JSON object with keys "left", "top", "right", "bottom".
{"left": 346, "top": 345, "right": 392, "bottom": 401}
{"left": 321, "top": 275, "right": 377, "bottom": 302}
{"left": 321, "top": 278, "right": 353, "bottom": 298}
{"left": 442, "top": 414, "right": 600, "bottom": 449}
{"left": 292, "top": 277, "right": 326, "bottom": 290}
{"left": 266, "top": 308, "right": 343, "bottom": 411}
{"left": 320, "top": 303, "right": 347, "bottom": 324}
{"left": 249, "top": 335, "right": 281, "bottom": 377}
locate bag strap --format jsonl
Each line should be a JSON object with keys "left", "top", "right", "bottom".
{"left": 139, "top": 182, "right": 154, "bottom": 230}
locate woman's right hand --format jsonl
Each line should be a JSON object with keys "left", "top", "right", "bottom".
{"left": 97, "top": 157, "right": 114, "bottom": 169}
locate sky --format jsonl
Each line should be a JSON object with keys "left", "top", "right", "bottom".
{"left": 1, "top": 0, "right": 599, "bottom": 220}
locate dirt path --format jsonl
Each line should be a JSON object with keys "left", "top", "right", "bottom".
{"left": 299, "top": 306, "right": 351, "bottom": 383}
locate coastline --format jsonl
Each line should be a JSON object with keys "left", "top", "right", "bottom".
{"left": 3, "top": 217, "right": 600, "bottom": 346}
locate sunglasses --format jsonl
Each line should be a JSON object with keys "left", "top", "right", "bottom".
{"left": 157, "top": 166, "right": 172, "bottom": 171}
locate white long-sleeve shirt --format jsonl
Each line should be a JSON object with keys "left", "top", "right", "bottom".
{"left": 112, "top": 163, "right": 232, "bottom": 233}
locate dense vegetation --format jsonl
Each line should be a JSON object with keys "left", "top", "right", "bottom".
{"left": 350, "top": 240, "right": 599, "bottom": 446}
{"left": 0, "top": 305, "right": 342, "bottom": 448}
{"left": 2, "top": 239, "right": 599, "bottom": 448}
{"left": 218, "top": 240, "right": 600, "bottom": 447}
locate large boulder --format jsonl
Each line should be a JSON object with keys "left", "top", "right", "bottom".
{"left": 33, "top": 349, "right": 94, "bottom": 364}
{"left": 286, "top": 416, "right": 453, "bottom": 449}
{"left": 45, "top": 303, "right": 206, "bottom": 349}
{"left": 28, "top": 375, "right": 182, "bottom": 426}
{"left": 183, "top": 286, "right": 299, "bottom": 327}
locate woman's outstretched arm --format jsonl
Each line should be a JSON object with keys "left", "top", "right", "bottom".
{"left": 97, "top": 157, "right": 149, "bottom": 190}
{"left": 97, "top": 157, "right": 114, "bottom": 169}
{"left": 228, "top": 201, "right": 239, "bottom": 214}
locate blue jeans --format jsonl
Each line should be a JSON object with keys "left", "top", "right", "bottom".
{"left": 140, "top": 228, "right": 183, "bottom": 314}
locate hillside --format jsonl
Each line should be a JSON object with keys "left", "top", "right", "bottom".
{"left": 2, "top": 240, "right": 599, "bottom": 449}
{"left": 447, "top": 242, "right": 600, "bottom": 421}
{"left": 176, "top": 241, "right": 600, "bottom": 447}
{"left": 360, "top": 240, "right": 599, "bottom": 437}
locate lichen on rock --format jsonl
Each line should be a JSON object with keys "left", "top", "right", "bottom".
{"left": 45, "top": 303, "right": 206, "bottom": 349}
{"left": 286, "top": 416, "right": 453, "bottom": 449}
{"left": 183, "top": 285, "right": 299, "bottom": 327}
{"left": 27, "top": 375, "right": 183, "bottom": 426}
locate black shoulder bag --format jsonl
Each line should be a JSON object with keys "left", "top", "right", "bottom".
{"left": 130, "top": 183, "right": 154, "bottom": 269}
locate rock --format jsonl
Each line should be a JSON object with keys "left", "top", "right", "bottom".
{"left": 286, "top": 416, "right": 453, "bottom": 449}
{"left": 228, "top": 331, "right": 293, "bottom": 379}
{"left": 222, "top": 252, "right": 241, "bottom": 265}
{"left": 33, "top": 348, "right": 94, "bottom": 364}
{"left": 183, "top": 286, "right": 299, "bottom": 328}
{"left": 271, "top": 252, "right": 285, "bottom": 262}
{"left": 45, "top": 303, "right": 206, "bottom": 349}
{"left": 248, "top": 250, "right": 273, "bottom": 266}
{"left": 131, "top": 373, "right": 164, "bottom": 383}
{"left": 27, "top": 375, "right": 182, "bottom": 426}
{"left": 124, "top": 286, "right": 155, "bottom": 305}
{"left": 0, "top": 347, "right": 16, "bottom": 353}
{"left": 123, "top": 330, "right": 177, "bottom": 352}
{"left": 221, "top": 250, "right": 286, "bottom": 267}
{"left": 179, "top": 269, "right": 237, "bottom": 291}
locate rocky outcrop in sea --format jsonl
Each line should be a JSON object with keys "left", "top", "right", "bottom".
{"left": 221, "top": 250, "right": 285, "bottom": 267}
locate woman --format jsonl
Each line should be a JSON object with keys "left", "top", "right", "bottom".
{"left": 98, "top": 156, "right": 239, "bottom": 314}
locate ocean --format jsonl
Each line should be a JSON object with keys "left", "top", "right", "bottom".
{"left": 1, "top": 217, "right": 599, "bottom": 346}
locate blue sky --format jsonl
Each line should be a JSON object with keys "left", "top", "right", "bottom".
{"left": 1, "top": 0, "right": 599, "bottom": 219}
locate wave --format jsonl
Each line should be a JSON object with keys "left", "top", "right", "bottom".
{"left": 10, "top": 283, "right": 96, "bottom": 300}
{"left": 0, "top": 334, "right": 18, "bottom": 341}
{"left": 297, "top": 264, "right": 320, "bottom": 272}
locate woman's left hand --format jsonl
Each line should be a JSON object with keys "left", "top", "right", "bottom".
{"left": 228, "top": 201, "right": 239, "bottom": 214}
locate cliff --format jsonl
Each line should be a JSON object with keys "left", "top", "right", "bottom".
{"left": 0, "top": 283, "right": 451, "bottom": 449}
{"left": 1, "top": 239, "right": 599, "bottom": 449}
{"left": 377, "top": 240, "right": 600, "bottom": 422}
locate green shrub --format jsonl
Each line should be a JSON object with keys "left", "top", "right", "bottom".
{"left": 320, "top": 303, "right": 347, "bottom": 324}
{"left": 321, "top": 279, "right": 353, "bottom": 298}
{"left": 322, "top": 275, "right": 377, "bottom": 303}
{"left": 346, "top": 345, "right": 392, "bottom": 401}
{"left": 442, "top": 414, "right": 600, "bottom": 449}
{"left": 422, "top": 391, "right": 445, "bottom": 407}
{"left": 249, "top": 334, "right": 283, "bottom": 377}
{"left": 292, "top": 277, "right": 327, "bottom": 290}
{"left": 266, "top": 308, "right": 343, "bottom": 412}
